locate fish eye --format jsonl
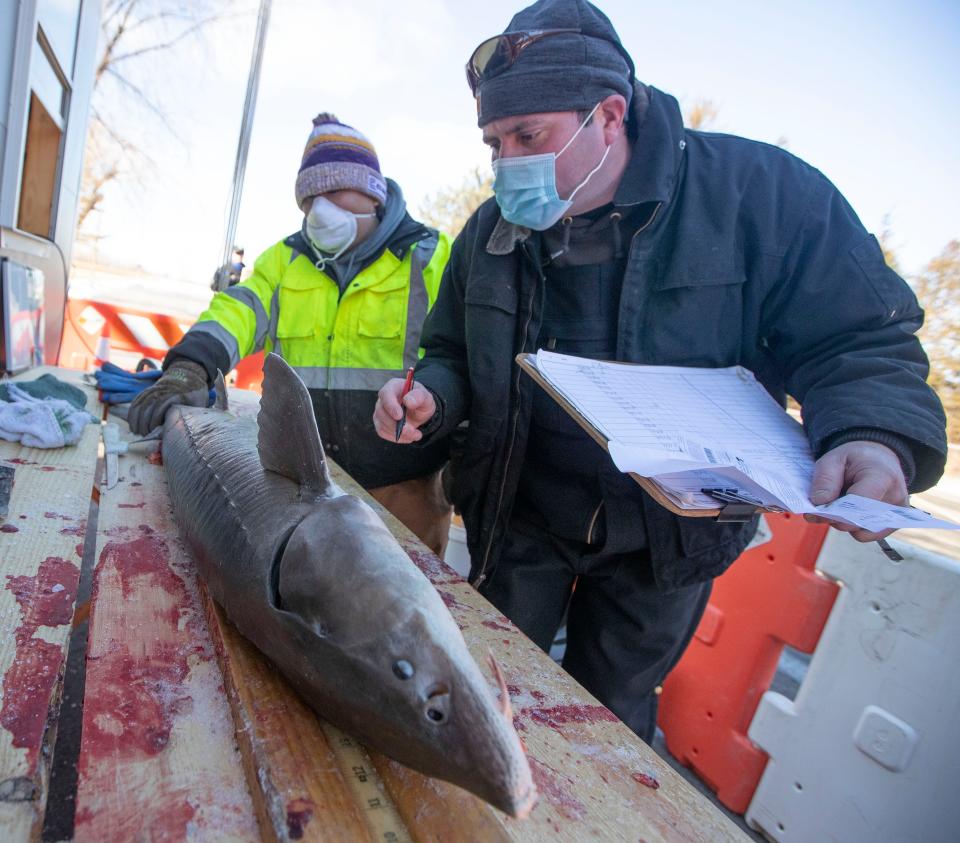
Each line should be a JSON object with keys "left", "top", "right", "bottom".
{"left": 426, "top": 708, "right": 445, "bottom": 722}
{"left": 392, "top": 659, "right": 415, "bottom": 680}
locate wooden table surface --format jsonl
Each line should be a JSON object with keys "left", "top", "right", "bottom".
{"left": 0, "top": 367, "right": 747, "bottom": 842}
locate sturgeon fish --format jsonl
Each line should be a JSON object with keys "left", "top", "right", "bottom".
{"left": 160, "top": 353, "right": 536, "bottom": 817}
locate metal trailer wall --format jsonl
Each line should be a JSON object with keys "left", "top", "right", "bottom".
{"left": 0, "top": 0, "right": 101, "bottom": 363}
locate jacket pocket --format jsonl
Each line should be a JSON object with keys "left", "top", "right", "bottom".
{"left": 851, "top": 235, "right": 921, "bottom": 325}
{"left": 449, "top": 413, "right": 502, "bottom": 514}
{"left": 464, "top": 283, "right": 518, "bottom": 314}
{"left": 663, "top": 515, "right": 757, "bottom": 589}
{"left": 645, "top": 272, "right": 746, "bottom": 365}
{"left": 277, "top": 286, "right": 322, "bottom": 339}
{"left": 357, "top": 289, "right": 405, "bottom": 339}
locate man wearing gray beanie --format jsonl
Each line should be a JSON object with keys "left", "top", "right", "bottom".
{"left": 375, "top": 0, "right": 946, "bottom": 743}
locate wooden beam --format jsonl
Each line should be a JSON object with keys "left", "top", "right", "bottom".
{"left": 201, "top": 592, "right": 374, "bottom": 842}
{"left": 72, "top": 429, "right": 260, "bottom": 842}
{"left": 0, "top": 369, "right": 99, "bottom": 842}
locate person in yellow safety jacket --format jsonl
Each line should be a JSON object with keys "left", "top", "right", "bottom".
{"left": 129, "top": 113, "right": 454, "bottom": 554}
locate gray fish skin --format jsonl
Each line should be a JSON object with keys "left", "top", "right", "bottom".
{"left": 160, "top": 354, "right": 535, "bottom": 818}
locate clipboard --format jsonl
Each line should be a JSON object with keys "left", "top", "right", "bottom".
{"left": 517, "top": 352, "right": 758, "bottom": 520}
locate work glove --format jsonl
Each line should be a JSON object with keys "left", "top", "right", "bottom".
{"left": 94, "top": 361, "right": 164, "bottom": 405}
{"left": 127, "top": 359, "right": 211, "bottom": 435}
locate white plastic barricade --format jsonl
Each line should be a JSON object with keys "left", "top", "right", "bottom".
{"left": 746, "top": 531, "right": 960, "bottom": 843}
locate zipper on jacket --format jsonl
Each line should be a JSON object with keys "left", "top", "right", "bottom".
{"left": 472, "top": 242, "right": 543, "bottom": 589}
{"left": 631, "top": 202, "right": 661, "bottom": 245}
{"left": 585, "top": 499, "right": 604, "bottom": 544}
{"left": 473, "top": 205, "right": 661, "bottom": 588}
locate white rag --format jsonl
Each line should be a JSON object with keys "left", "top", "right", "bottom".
{"left": 0, "top": 384, "right": 95, "bottom": 448}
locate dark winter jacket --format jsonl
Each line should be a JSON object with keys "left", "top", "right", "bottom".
{"left": 414, "top": 84, "right": 947, "bottom": 591}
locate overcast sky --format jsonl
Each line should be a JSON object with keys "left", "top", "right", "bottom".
{"left": 83, "top": 0, "right": 960, "bottom": 286}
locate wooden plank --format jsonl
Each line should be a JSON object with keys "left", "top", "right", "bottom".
{"left": 73, "top": 426, "right": 260, "bottom": 842}
{"left": 201, "top": 593, "right": 374, "bottom": 843}
{"left": 0, "top": 367, "right": 100, "bottom": 842}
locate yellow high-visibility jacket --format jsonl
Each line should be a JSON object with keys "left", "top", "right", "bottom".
{"left": 167, "top": 227, "right": 452, "bottom": 488}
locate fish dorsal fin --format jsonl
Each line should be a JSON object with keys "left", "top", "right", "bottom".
{"left": 213, "top": 371, "right": 229, "bottom": 411}
{"left": 257, "top": 354, "right": 332, "bottom": 495}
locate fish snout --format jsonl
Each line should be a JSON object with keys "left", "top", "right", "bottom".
{"left": 503, "top": 779, "right": 539, "bottom": 820}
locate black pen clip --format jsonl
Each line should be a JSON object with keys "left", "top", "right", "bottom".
{"left": 701, "top": 487, "right": 762, "bottom": 522}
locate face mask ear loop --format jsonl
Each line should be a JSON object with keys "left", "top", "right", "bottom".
{"left": 566, "top": 143, "right": 612, "bottom": 204}
{"left": 314, "top": 239, "right": 350, "bottom": 272}
{"left": 557, "top": 101, "right": 603, "bottom": 159}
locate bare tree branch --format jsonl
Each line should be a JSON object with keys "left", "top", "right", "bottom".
{"left": 108, "top": 14, "right": 221, "bottom": 66}
{"left": 105, "top": 66, "right": 182, "bottom": 141}
{"left": 77, "top": 0, "right": 240, "bottom": 243}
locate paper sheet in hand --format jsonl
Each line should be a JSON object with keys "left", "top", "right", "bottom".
{"left": 527, "top": 350, "right": 957, "bottom": 532}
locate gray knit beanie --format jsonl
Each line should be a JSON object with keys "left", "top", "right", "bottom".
{"left": 474, "top": 0, "right": 635, "bottom": 127}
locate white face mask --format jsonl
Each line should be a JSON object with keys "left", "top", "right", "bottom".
{"left": 305, "top": 196, "right": 377, "bottom": 259}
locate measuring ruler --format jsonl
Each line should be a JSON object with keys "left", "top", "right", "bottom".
{"left": 320, "top": 722, "right": 413, "bottom": 843}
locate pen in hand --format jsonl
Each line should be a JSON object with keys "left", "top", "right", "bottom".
{"left": 395, "top": 367, "right": 415, "bottom": 442}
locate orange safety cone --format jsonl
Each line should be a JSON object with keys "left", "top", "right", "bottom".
{"left": 94, "top": 321, "right": 111, "bottom": 367}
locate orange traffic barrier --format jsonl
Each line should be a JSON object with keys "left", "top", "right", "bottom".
{"left": 58, "top": 299, "right": 265, "bottom": 394}
{"left": 657, "top": 513, "right": 837, "bottom": 813}
{"left": 232, "top": 351, "right": 264, "bottom": 391}
{"left": 59, "top": 299, "right": 190, "bottom": 370}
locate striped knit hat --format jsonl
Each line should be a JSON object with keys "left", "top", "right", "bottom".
{"left": 295, "top": 113, "right": 388, "bottom": 209}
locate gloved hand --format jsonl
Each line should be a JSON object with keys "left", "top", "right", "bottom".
{"left": 94, "top": 361, "right": 164, "bottom": 405}
{"left": 127, "top": 359, "right": 210, "bottom": 435}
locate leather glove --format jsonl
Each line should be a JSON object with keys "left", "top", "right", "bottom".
{"left": 127, "top": 359, "right": 210, "bottom": 435}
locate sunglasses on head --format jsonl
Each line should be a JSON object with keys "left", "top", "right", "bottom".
{"left": 465, "top": 28, "right": 581, "bottom": 96}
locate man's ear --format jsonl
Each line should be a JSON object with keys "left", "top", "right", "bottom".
{"left": 598, "top": 94, "right": 628, "bottom": 143}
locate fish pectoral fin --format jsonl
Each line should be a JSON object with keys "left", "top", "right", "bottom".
{"left": 257, "top": 354, "right": 333, "bottom": 495}
{"left": 213, "top": 370, "right": 229, "bottom": 411}
{"left": 487, "top": 652, "right": 513, "bottom": 721}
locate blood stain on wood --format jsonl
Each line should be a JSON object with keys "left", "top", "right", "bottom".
{"left": 481, "top": 619, "right": 513, "bottom": 633}
{"left": 435, "top": 589, "right": 470, "bottom": 615}
{"left": 525, "top": 704, "right": 619, "bottom": 732}
{"left": 78, "top": 534, "right": 204, "bottom": 766}
{"left": 286, "top": 797, "right": 315, "bottom": 839}
{"left": 403, "top": 546, "right": 460, "bottom": 584}
{"left": 632, "top": 772, "right": 660, "bottom": 790}
{"left": 118, "top": 503, "right": 146, "bottom": 509}
{"left": 1, "top": 556, "right": 80, "bottom": 767}
{"left": 60, "top": 520, "right": 87, "bottom": 537}
{"left": 528, "top": 756, "right": 586, "bottom": 821}
{"left": 1, "top": 524, "right": 19, "bottom": 533}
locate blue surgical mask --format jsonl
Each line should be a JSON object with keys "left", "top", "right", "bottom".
{"left": 492, "top": 102, "right": 611, "bottom": 231}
